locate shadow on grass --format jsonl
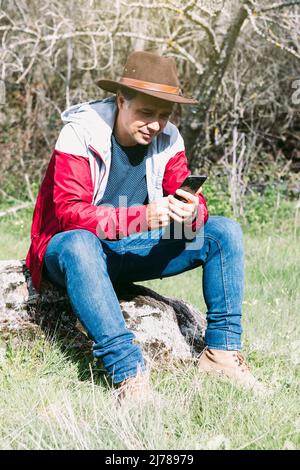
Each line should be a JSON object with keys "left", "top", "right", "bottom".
{"left": 22, "top": 281, "right": 111, "bottom": 389}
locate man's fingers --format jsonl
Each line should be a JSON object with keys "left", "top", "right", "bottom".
{"left": 168, "top": 195, "right": 188, "bottom": 208}
{"left": 149, "top": 214, "right": 170, "bottom": 229}
{"left": 169, "top": 202, "right": 194, "bottom": 218}
{"left": 157, "top": 207, "right": 170, "bottom": 215}
{"left": 169, "top": 211, "right": 183, "bottom": 223}
{"left": 159, "top": 219, "right": 169, "bottom": 227}
{"left": 174, "top": 189, "right": 198, "bottom": 204}
{"left": 160, "top": 214, "right": 170, "bottom": 224}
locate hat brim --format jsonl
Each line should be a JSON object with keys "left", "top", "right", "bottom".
{"left": 96, "top": 79, "right": 198, "bottom": 105}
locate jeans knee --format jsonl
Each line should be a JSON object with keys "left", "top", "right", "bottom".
{"left": 223, "top": 217, "right": 242, "bottom": 236}
{"left": 208, "top": 216, "right": 244, "bottom": 254}
{"left": 59, "top": 229, "right": 105, "bottom": 267}
{"left": 221, "top": 217, "right": 243, "bottom": 253}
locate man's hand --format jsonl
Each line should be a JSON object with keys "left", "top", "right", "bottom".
{"left": 146, "top": 197, "right": 170, "bottom": 230}
{"left": 168, "top": 189, "right": 199, "bottom": 224}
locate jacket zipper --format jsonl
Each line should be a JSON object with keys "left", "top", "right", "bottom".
{"left": 88, "top": 145, "right": 107, "bottom": 203}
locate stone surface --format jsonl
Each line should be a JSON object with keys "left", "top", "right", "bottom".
{"left": 0, "top": 259, "right": 207, "bottom": 364}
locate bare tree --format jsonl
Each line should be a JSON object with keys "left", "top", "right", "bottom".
{"left": 0, "top": 0, "right": 299, "bottom": 205}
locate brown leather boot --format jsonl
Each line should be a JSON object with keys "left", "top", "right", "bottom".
{"left": 114, "top": 373, "right": 154, "bottom": 404}
{"left": 198, "top": 348, "right": 270, "bottom": 395}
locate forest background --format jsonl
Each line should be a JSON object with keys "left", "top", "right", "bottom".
{"left": 0, "top": 0, "right": 299, "bottom": 221}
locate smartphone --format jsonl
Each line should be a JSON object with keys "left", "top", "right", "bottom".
{"left": 174, "top": 175, "right": 207, "bottom": 202}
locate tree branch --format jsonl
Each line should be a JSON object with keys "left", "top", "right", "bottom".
{"left": 0, "top": 203, "right": 32, "bottom": 218}
{"left": 245, "top": 4, "right": 300, "bottom": 59}
{"left": 259, "top": 1, "right": 300, "bottom": 13}
{"left": 119, "top": 1, "right": 220, "bottom": 53}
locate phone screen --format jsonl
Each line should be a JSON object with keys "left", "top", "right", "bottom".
{"left": 174, "top": 175, "right": 207, "bottom": 201}
{"left": 180, "top": 175, "right": 207, "bottom": 192}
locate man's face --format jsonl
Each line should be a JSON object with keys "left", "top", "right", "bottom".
{"left": 115, "top": 92, "right": 174, "bottom": 146}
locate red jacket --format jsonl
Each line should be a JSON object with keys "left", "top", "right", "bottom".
{"left": 26, "top": 148, "right": 208, "bottom": 292}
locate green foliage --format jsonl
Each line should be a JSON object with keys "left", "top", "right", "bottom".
{"left": 202, "top": 173, "right": 297, "bottom": 236}
{"left": 202, "top": 176, "right": 233, "bottom": 219}
{"left": 243, "top": 183, "right": 293, "bottom": 233}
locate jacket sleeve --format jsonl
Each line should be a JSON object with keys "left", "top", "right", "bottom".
{"left": 162, "top": 150, "right": 209, "bottom": 229}
{"left": 52, "top": 149, "right": 148, "bottom": 239}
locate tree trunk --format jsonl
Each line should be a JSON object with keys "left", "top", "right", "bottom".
{"left": 182, "top": 3, "right": 249, "bottom": 169}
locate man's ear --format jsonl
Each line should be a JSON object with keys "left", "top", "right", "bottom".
{"left": 116, "top": 92, "right": 125, "bottom": 111}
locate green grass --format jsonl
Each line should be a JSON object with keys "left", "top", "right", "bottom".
{"left": 0, "top": 200, "right": 299, "bottom": 450}
{"left": 0, "top": 205, "right": 32, "bottom": 259}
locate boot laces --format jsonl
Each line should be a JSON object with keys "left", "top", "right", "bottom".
{"left": 236, "top": 352, "right": 250, "bottom": 372}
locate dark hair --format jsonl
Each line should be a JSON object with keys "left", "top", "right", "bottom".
{"left": 116, "top": 86, "right": 138, "bottom": 102}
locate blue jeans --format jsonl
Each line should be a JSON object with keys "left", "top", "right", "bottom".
{"left": 44, "top": 216, "right": 244, "bottom": 383}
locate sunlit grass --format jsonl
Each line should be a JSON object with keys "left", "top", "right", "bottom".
{"left": 0, "top": 206, "right": 32, "bottom": 259}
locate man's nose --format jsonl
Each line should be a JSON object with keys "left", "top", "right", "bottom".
{"left": 147, "top": 121, "right": 160, "bottom": 132}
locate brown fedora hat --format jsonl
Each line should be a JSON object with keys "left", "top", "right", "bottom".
{"left": 96, "top": 51, "right": 198, "bottom": 105}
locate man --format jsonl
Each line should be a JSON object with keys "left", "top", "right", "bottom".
{"left": 26, "top": 51, "right": 265, "bottom": 399}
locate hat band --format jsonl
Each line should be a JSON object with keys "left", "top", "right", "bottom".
{"left": 120, "top": 77, "right": 180, "bottom": 95}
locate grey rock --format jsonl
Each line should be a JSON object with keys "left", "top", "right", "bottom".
{"left": 0, "top": 259, "right": 206, "bottom": 364}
